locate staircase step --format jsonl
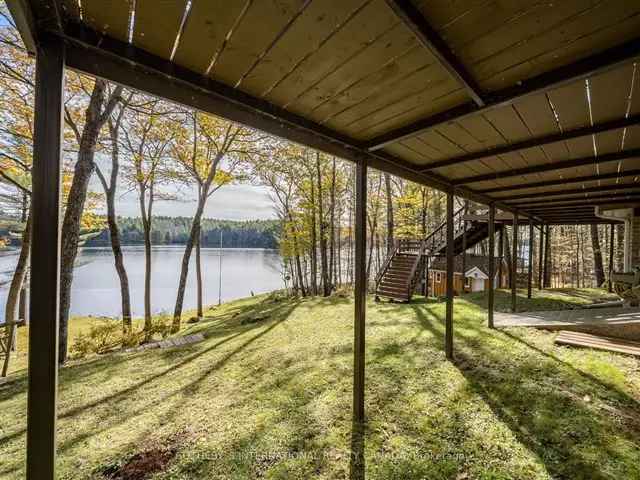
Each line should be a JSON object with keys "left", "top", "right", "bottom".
{"left": 382, "top": 273, "right": 410, "bottom": 280}
{"left": 380, "top": 281, "right": 408, "bottom": 290}
{"left": 377, "top": 284, "right": 408, "bottom": 292}
{"left": 376, "top": 289, "right": 410, "bottom": 301}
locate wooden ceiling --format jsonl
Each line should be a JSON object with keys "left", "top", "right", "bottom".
{"left": 12, "top": 0, "right": 640, "bottom": 223}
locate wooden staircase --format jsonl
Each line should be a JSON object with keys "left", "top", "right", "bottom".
{"left": 375, "top": 240, "right": 426, "bottom": 302}
{"left": 375, "top": 207, "right": 503, "bottom": 302}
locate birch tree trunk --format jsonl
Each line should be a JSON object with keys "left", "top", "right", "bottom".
{"left": 196, "top": 223, "right": 203, "bottom": 320}
{"left": 2, "top": 213, "right": 31, "bottom": 377}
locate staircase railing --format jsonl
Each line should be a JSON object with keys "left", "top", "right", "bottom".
{"left": 375, "top": 239, "right": 399, "bottom": 293}
{"left": 424, "top": 206, "right": 466, "bottom": 253}
{"left": 406, "top": 239, "right": 426, "bottom": 300}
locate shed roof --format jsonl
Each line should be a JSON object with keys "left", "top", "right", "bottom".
{"left": 9, "top": 0, "right": 640, "bottom": 223}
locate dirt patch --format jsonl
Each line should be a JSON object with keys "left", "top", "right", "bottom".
{"left": 101, "top": 444, "right": 178, "bottom": 480}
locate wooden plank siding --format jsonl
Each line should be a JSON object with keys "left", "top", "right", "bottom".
{"left": 428, "top": 270, "right": 507, "bottom": 297}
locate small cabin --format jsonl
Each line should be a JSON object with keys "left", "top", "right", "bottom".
{"left": 428, "top": 255, "right": 508, "bottom": 297}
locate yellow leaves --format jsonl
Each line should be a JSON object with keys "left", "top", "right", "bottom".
{"left": 213, "top": 169, "right": 233, "bottom": 188}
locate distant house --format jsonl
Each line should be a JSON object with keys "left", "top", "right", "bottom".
{"left": 428, "top": 255, "right": 508, "bottom": 296}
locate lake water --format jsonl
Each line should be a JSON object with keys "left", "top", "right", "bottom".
{"left": 0, "top": 246, "right": 284, "bottom": 321}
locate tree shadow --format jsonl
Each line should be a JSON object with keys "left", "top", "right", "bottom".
{"left": 452, "top": 330, "right": 640, "bottom": 479}
{"left": 0, "top": 296, "right": 304, "bottom": 478}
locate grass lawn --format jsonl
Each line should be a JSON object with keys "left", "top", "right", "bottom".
{"left": 1, "top": 288, "right": 639, "bottom": 479}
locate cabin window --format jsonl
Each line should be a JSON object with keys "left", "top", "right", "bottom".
{"left": 465, "top": 277, "right": 471, "bottom": 287}
{"left": 435, "top": 272, "right": 442, "bottom": 283}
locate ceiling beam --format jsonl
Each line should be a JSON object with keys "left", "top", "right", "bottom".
{"left": 511, "top": 192, "right": 640, "bottom": 208}
{"left": 384, "top": 0, "right": 485, "bottom": 106}
{"left": 451, "top": 149, "right": 640, "bottom": 185}
{"left": 525, "top": 196, "right": 640, "bottom": 211}
{"left": 499, "top": 182, "right": 640, "bottom": 202}
{"left": 418, "top": 114, "right": 640, "bottom": 172}
{"left": 480, "top": 169, "right": 640, "bottom": 194}
{"left": 366, "top": 35, "right": 640, "bottom": 151}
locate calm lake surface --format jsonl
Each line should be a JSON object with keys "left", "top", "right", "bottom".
{"left": 0, "top": 246, "right": 284, "bottom": 321}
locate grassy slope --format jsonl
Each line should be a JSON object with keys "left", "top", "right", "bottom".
{"left": 0, "top": 289, "right": 638, "bottom": 479}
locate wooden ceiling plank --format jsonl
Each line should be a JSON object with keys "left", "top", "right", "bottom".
{"left": 210, "top": 0, "right": 307, "bottom": 88}
{"left": 239, "top": 0, "right": 364, "bottom": 97}
{"left": 470, "top": 2, "right": 640, "bottom": 91}
{"left": 265, "top": 0, "right": 399, "bottom": 107}
{"left": 335, "top": 68, "right": 456, "bottom": 135}
{"left": 355, "top": 87, "right": 466, "bottom": 139}
{"left": 284, "top": 17, "right": 417, "bottom": 115}
{"left": 172, "top": 0, "right": 248, "bottom": 75}
{"left": 133, "top": 0, "right": 188, "bottom": 60}
{"left": 366, "top": 33, "right": 640, "bottom": 152}
{"left": 313, "top": 45, "right": 434, "bottom": 126}
{"left": 81, "top": 0, "right": 130, "bottom": 43}
{"left": 401, "top": 137, "right": 440, "bottom": 160}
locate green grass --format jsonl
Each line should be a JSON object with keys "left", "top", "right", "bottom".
{"left": 1, "top": 289, "right": 639, "bottom": 479}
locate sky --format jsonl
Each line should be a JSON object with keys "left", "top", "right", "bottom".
{"left": 99, "top": 182, "right": 277, "bottom": 220}
{"left": 89, "top": 156, "right": 277, "bottom": 220}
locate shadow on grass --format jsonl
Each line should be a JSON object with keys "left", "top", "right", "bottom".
{"left": 452, "top": 328, "right": 640, "bottom": 479}
{"left": 0, "top": 296, "right": 303, "bottom": 477}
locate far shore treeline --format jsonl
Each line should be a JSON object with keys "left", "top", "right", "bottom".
{"left": 84, "top": 216, "right": 279, "bottom": 249}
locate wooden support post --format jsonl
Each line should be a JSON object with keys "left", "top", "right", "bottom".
{"left": 488, "top": 204, "right": 495, "bottom": 328}
{"left": 350, "top": 159, "right": 367, "bottom": 479}
{"left": 544, "top": 225, "right": 551, "bottom": 288}
{"left": 527, "top": 220, "right": 533, "bottom": 299}
{"left": 445, "top": 191, "right": 454, "bottom": 359}
{"left": 461, "top": 200, "right": 468, "bottom": 292}
{"left": 511, "top": 213, "right": 518, "bottom": 312}
{"left": 608, "top": 223, "right": 614, "bottom": 293}
{"left": 538, "top": 224, "right": 544, "bottom": 290}
{"left": 27, "top": 37, "right": 65, "bottom": 480}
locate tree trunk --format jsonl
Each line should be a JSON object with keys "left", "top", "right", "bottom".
{"left": 106, "top": 190, "right": 132, "bottom": 331}
{"left": 141, "top": 192, "right": 153, "bottom": 337}
{"left": 59, "top": 80, "right": 121, "bottom": 364}
{"left": 309, "top": 174, "right": 318, "bottom": 295}
{"left": 329, "top": 157, "right": 336, "bottom": 289}
{"left": 504, "top": 229, "right": 512, "bottom": 286}
{"left": 317, "top": 154, "right": 330, "bottom": 296}
{"left": 100, "top": 107, "right": 132, "bottom": 332}
{"left": 2, "top": 213, "right": 31, "bottom": 377}
{"left": 173, "top": 209, "right": 203, "bottom": 331}
{"left": 615, "top": 223, "right": 625, "bottom": 270}
{"left": 385, "top": 173, "right": 394, "bottom": 252}
{"left": 196, "top": 223, "right": 203, "bottom": 320}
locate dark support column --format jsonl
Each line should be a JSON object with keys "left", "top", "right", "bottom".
{"left": 488, "top": 204, "right": 495, "bottom": 328}
{"left": 445, "top": 191, "right": 454, "bottom": 359}
{"left": 461, "top": 200, "right": 468, "bottom": 292}
{"left": 527, "top": 220, "right": 533, "bottom": 299}
{"left": 350, "top": 159, "right": 367, "bottom": 479}
{"left": 544, "top": 225, "right": 551, "bottom": 288}
{"left": 27, "top": 37, "right": 65, "bottom": 480}
{"left": 538, "top": 224, "right": 544, "bottom": 290}
{"left": 608, "top": 223, "right": 614, "bottom": 293}
{"left": 511, "top": 213, "right": 518, "bottom": 313}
